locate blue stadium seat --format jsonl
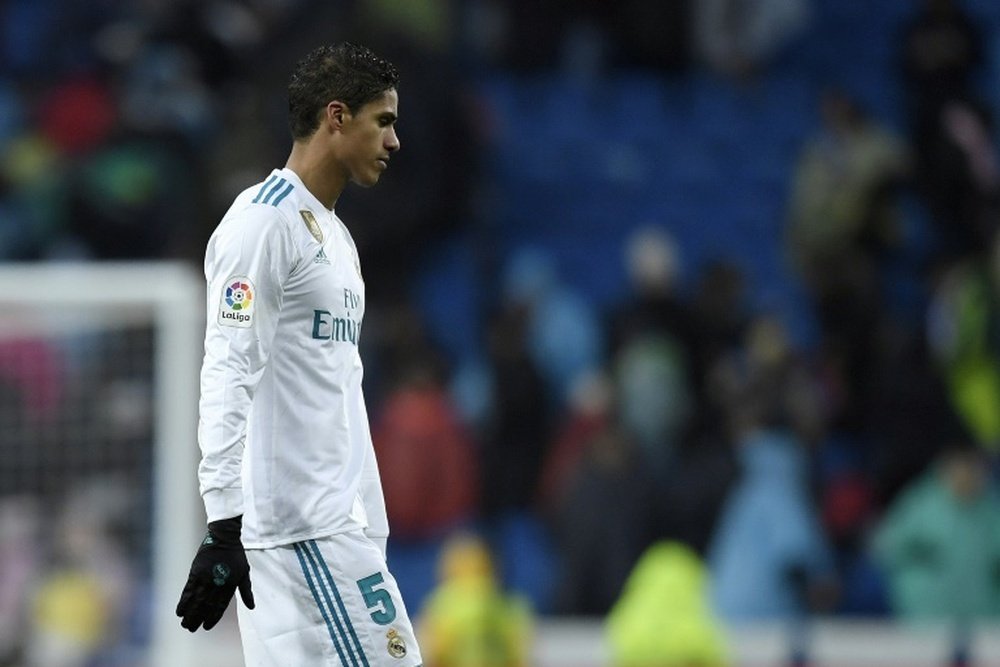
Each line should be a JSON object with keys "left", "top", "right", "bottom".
{"left": 460, "top": 0, "right": 1000, "bottom": 356}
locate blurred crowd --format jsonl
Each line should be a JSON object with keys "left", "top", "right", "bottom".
{"left": 3, "top": 0, "right": 1000, "bottom": 666}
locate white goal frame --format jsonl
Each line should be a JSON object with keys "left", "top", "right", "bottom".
{"left": 0, "top": 262, "right": 205, "bottom": 667}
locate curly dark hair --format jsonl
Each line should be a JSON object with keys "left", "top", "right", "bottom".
{"left": 288, "top": 42, "right": 400, "bottom": 140}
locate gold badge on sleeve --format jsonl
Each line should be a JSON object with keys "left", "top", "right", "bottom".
{"left": 299, "top": 210, "right": 323, "bottom": 243}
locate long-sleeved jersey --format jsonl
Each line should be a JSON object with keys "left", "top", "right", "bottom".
{"left": 197, "top": 168, "right": 388, "bottom": 549}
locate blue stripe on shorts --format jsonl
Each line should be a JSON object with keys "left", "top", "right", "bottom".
{"left": 294, "top": 542, "right": 354, "bottom": 666}
{"left": 309, "top": 540, "right": 370, "bottom": 667}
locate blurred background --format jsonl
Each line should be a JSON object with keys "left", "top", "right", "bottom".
{"left": 3, "top": 0, "right": 1000, "bottom": 665}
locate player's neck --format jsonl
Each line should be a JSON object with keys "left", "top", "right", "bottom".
{"left": 285, "top": 141, "right": 346, "bottom": 211}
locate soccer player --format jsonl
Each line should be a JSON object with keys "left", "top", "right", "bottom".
{"left": 176, "top": 42, "right": 423, "bottom": 667}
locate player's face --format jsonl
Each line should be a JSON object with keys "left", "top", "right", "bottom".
{"left": 340, "top": 89, "right": 400, "bottom": 187}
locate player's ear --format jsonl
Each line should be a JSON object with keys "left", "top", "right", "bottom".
{"left": 325, "top": 101, "right": 350, "bottom": 132}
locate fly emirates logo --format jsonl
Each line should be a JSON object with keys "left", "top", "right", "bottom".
{"left": 311, "top": 288, "right": 362, "bottom": 346}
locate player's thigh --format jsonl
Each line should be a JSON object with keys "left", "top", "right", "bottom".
{"left": 238, "top": 545, "right": 340, "bottom": 666}
{"left": 301, "top": 532, "right": 423, "bottom": 667}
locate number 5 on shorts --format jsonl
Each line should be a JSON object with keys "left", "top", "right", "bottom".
{"left": 357, "top": 573, "right": 397, "bottom": 625}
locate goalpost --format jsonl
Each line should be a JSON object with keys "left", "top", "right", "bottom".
{"left": 0, "top": 262, "right": 212, "bottom": 667}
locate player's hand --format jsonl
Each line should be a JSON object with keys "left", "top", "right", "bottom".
{"left": 176, "top": 515, "right": 255, "bottom": 632}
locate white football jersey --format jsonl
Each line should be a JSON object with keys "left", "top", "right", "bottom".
{"left": 198, "top": 168, "right": 388, "bottom": 549}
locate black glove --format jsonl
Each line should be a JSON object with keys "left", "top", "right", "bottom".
{"left": 176, "top": 515, "right": 255, "bottom": 632}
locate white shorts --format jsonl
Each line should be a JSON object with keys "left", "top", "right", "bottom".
{"left": 237, "top": 531, "right": 422, "bottom": 667}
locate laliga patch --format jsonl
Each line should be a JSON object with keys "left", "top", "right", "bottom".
{"left": 218, "top": 276, "right": 255, "bottom": 328}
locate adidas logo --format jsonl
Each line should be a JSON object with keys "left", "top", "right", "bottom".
{"left": 314, "top": 248, "right": 331, "bottom": 265}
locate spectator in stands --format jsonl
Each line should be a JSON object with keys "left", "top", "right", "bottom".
{"left": 549, "top": 422, "right": 656, "bottom": 616}
{"left": 64, "top": 135, "right": 194, "bottom": 259}
{"left": 787, "top": 88, "right": 910, "bottom": 309}
{"left": 478, "top": 292, "right": 553, "bottom": 521}
{"left": 25, "top": 479, "right": 135, "bottom": 667}
{"left": 606, "top": 226, "right": 693, "bottom": 364}
{"left": 501, "top": 246, "right": 603, "bottom": 407}
{"left": 536, "top": 370, "right": 613, "bottom": 517}
{"left": 649, "top": 316, "right": 816, "bottom": 559}
{"left": 708, "top": 315, "right": 826, "bottom": 448}
{"left": 818, "top": 454, "right": 888, "bottom": 615}
{"left": 650, "top": 430, "right": 738, "bottom": 559}
{"left": 926, "top": 243, "right": 1000, "bottom": 453}
{"left": 0, "top": 130, "right": 69, "bottom": 260}
{"left": 707, "top": 377, "right": 836, "bottom": 621}
{"left": 607, "top": 227, "right": 717, "bottom": 479}
{"left": 899, "top": 0, "right": 983, "bottom": 149}
{"left": 614, "top": 335, "right": 692, "bottom": 483}
{"left": 899, "top": 0, "right": 984, "bottom": 118}
{"left": 687, "top": 260, "right": 751, "bottom": 439}
{"left": 874, "top": 443, "right": 1000, "bottom": 620}
{"left": 372, "top": 357, "right": 478, "bottom": 541}
{"left": 916, "top": 98, "right": 1000, "bottom": 262}
{"left": 419, "top": 533, "right": 533, "bottom": 667}
{"left": 689, "top": 260, "right": 748, "bottom": 367}
{"left": 693, "top": 0, "right": 810, "bottom": 80}
{"left": 607, "top": 542, "right": 729, "bottom": 667}
{"left": 898, "top": 0, "right": 996, "bottom": 262}
{"left": 787, "top": 87, "right": 909, "bottom": 432}
{"left": 863, "top": 323, "right": 958, "bottom": 508}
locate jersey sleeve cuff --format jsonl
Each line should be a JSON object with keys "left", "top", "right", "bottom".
{"left": 202, "top": 487, "right": 244, "bottom": 523}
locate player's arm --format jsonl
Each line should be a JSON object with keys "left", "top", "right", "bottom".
{"left": 177, "top": 208, "right": 297, "bottom": 632}
{"left": 197, "top": 208, "right": 293, "bottom": 522}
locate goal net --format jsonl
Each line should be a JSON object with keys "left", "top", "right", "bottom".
{"left": 0, "top": 262, "right": 215, "bottom": 667}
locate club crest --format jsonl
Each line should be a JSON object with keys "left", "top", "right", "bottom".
{"left": 386, "top": 629, "right": 406, "bottom": 658}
